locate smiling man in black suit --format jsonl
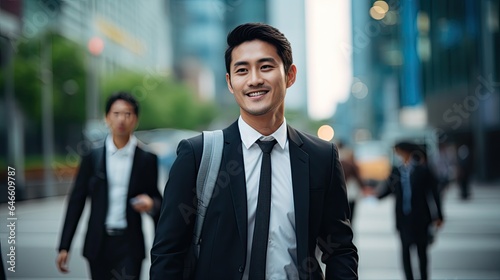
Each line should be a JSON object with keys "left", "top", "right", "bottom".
{"left": 150, "top": 23, "right": 358, "bottom": 280}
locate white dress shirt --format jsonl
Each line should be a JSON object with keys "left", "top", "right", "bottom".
{"left": 239, "top": 117, "right": 298, "bottom": 280}
{"left": 105, "top": 134, "right": 137, "bottom": 229}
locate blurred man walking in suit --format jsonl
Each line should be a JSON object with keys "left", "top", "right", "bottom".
{"left": 150, "top": 23, "right": 358, "bottom": 279}
{"left": 378, "top": 141, "right": 444, "bottom": 280}
{"left": 56, "top": 92, "right": 162, "bottom": 279}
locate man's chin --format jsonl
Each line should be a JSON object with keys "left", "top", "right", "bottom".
{"left": 113, "top": 131, "right": 130, "bottom": 137}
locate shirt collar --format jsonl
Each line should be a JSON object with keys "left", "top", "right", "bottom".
{"left": 238, "top": 116, "right": 287, "bottom": 150}
{"left": 399, "top": 159, "right": 415, "bottom": 171}
{"left": 106, "top": 134, "right": 137, "bottom": 156}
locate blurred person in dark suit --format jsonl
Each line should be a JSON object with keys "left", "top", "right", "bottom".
{"left": 435, "top": 142, "right": 454, "bottom": 198}
{"left": 150, "top": 23, "right": 358, "bottom": 280}
{"left": 377, "top": 141, "right": 444, "bottom": 280}
{"left": 56, "top": 92, "right": 162, "bottom": 279}
{"left": 457, "top": 144, "right": 472, "bottom": 200}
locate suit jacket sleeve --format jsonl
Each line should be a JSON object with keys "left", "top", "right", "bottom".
{"left": 378, "top": 167, "right": 399, "bottom": 200}
{"left": 58, "top": 152, "right": 93, "bottom": 252}
{"left": 321, "top": 143, "right": 359, "bottom": 279}
{"left": 145, "top": 152, "right": 162, "bottom": 226}
{"left": 426, "top": 166, "right": 444, "bottom": 221}
{"left": 150, "top": 138, "right": 198, "bottom": 279}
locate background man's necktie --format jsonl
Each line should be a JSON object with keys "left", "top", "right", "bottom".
{"left": 400, "top": 165, "right": 412, "bottom": 215}
{"left": 249, "top": 139, "right": 277, "bottom": 280}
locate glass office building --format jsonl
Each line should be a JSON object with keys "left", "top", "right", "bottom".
{"left": 336, "top": 0, "right": 499, "bottom": 181}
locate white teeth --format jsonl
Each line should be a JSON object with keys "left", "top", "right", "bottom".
{"left": 248, "top": 91, "right": 266, "bottom": 97}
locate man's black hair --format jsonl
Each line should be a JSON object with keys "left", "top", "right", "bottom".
{"left": 225, "top": 23, "right": 293, "bottom": 75}
{"left": 394, "top": 141, "right": 416, "bottom": 153}
{"left": 105, "top": 91, "right": 139, "bottom": 116}
{"left": 395, "top": 141, "right": 427, "bottom": 162}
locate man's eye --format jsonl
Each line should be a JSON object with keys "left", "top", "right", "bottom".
{"left": 261, "top": 65, "right": 273, "bottom": 70}
{"left": 235, "top": 68, "right": 247, "bottom": 73}
{"left": 126, "top": 113, "right": 131, "bottom": 117}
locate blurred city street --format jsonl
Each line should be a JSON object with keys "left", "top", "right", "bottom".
{"left": 1, "top": 0, "right": 500, "bottom": 279}
{"left": 0, "top": 181, "right": 498, "bottom": 279}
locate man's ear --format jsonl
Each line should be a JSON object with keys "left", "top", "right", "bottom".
{"left": 226, "top": 73, "right": 234, "bottom": 94}
{"left": 286, "top": 64, "right": 297, "bottom": 88}
{"left": 133, "top": 114, "right": 140, "bottom": 130}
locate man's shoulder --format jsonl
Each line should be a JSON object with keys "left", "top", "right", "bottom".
{"left": 289, "top": 126, "right": 335, "bottom": 149}
{"left": 184, "top": 126, "right": 232, "bottom": 149}
{"left": 186, "top": 132, "right": 204, "bottom": 145}
{"left": 83, "top": 143, "right": 104, "bottom": 160}
{"left": 135, "top": 142, "right": 158, "bottom": 159}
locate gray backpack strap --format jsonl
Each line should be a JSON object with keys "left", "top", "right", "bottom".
{"left": 193, "top": 130, "right": 224, "bottom": 258}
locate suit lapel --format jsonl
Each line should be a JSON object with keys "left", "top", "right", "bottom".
{"left": 94, "top": 146, "right": 107, "bottom": 181}
{"left": 287, "top": 126, "right": 310, "bottom": 270}
{"left": 93, "top": 146, "right": 109, "bottom": 219}
{"left": 224, "top": 121, "right": 248, "bottom": 249}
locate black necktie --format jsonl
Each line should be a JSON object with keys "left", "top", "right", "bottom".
{"left": 249, "top": 139, "right": 277, "bottom": 280}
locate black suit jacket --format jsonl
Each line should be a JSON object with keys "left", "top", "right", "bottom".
{"left": 58, "top": 143, "right": 162, "bottom": 261}
{"left": 379, "top": 162, "right": 444, "bottom": 232}
{"left": 150, "top": 121, "right": 358, "bottom": 279}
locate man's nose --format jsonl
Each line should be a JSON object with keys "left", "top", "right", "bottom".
{"left": 248, "top": 70, "right": 264, "bottom": 87}
{"left": 117, "top": 113, "right": 127, "bottom": 121}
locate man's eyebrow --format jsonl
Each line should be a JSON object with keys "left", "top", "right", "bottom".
{"left": 233, "top": 61, "right": 249, "bottom": 68}
{"left": 233, "top": 57, "right": 278, "bottom": 68}
{"left": 258, "top": 57, "right": 278, "bottom": 64}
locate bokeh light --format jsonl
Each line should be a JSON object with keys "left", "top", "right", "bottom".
{"left": 87, "top": 37, "right": 104, "bottom": 56}
{"left": 317, "top": 125, "right": 335, "bottom": 141}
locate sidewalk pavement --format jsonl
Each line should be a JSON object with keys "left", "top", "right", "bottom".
{"left": 0, "top": 196, "right": 156, "bottom": 279}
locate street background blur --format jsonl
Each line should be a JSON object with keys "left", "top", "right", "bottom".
{"left": 1, "top": 0, "right": 499, "bottom": 279}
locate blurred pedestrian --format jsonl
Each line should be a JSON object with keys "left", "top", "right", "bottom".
{"left": 434, "top": 142, "right": 454, "bottom": 198}
{"left": 56, "top": 92, "right": 162, "bottom": 279}
{"left": 457, "top": 144, "right": 472, "bottom": 200}
{"left": 150, "top": 23, "right": 358, "bottom": 279}
{"left": 338, "top": 141, "right": 367, "bottom": 224}
{"left": 377, "top": 141, "right": 444, "bottom": 280}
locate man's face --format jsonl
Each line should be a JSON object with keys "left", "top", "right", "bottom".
{"left": 226, "top": 39, "right": 296, "bottom": 120}
{"left": 105, "top": 99, "right": 138, "bottom": 137}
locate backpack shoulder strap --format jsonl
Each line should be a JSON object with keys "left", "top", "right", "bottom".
{"left": 193, "top": 130, "right": 224, "bottom": 258}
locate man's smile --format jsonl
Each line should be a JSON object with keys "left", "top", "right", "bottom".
{"left": 246, "top": 90, "right": 268, "bottom": 97}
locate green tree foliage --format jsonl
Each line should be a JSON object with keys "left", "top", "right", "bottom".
{"left": 1, "top": 31, "right": 217, "bottom": 146}
{"left": 50, "top": 34, "right": 86, "bottom": 126}
{"left": 101, "top": 70, "right": 217, "bottom": 130}
{"left": 1, "top": 35, "right": 313, "bottom": 135}
{"left": 1, "top": 32, "right": 86, "bottom": 125}
{"left": 1, "top": 36, "right": 41, "bottom": 119}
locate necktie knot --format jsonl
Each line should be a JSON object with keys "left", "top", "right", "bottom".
{"left": 256, "top": 139, "right": 277, "bottom": 154}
